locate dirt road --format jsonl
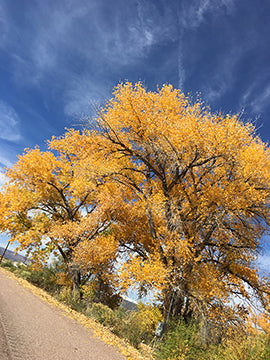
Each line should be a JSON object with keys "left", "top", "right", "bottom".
{"left": 0, "top": 268, "right": 127, "bottom": 360}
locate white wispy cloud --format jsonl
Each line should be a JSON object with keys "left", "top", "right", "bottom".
{"left": 257, "top": 254, "right": 270, "bottom": 272}
{"left": 0, "top": 101, "right": 21, "bottom": 141}
{"left": 239, "top": 82, "right": 270, "bottom": 119}
{"left": 2, "top": 0, "right": 236, "bottom": 84}
{"left": 0, "top": 154, "right": 14, "bottom": 189}
{"left": 175, "top": 0, "right": 236, "bottom": 93}
{"left": 0, "top": 171, "right": 8, "bottom": 188}
{"left": 1, "top": 0, "right": 180, "bottom": 114}
{"left": 63, "top": 74, "right": 108, "bottom": 117}
{"left": 250, "top": 85, "right": 270, "bottom": 113}
{"left": 1, "top": 0, "right": 239, "bottom": 115}
{"left": 0, "top": 155, "right": 13, "bottom": 169}
{"left": 29, "top": 1, "right": 92, "bottom": 76}
{"left": 180, "top": 0, "right": 235, "bottom": 29}
{"left": 0, "top": 2, "right": 9, "bottom": 47}
{"left": 177, "top": 55, "right": 185, "bottom": 90}
{"left": 129, "top": 0, "right": 177, "bottom": 56}
{"left": 4, "top": 0, "right": 177, "bottom": 81}
{"left": 203, "top": 46, "right": 242, "bottom": 102}
{"left": 1, "top": 1, "right": 94, "bottom": 84}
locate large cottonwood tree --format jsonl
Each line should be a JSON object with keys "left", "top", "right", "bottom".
{"left": 88, "top": 82, "right": 270, "bottom": 325}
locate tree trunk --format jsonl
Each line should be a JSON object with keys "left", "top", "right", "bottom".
{"left": 69, "top": 263, "right": 81, "bottom": 298}
{"left": 163, "top": 288, "right": 181, "bottom": 321}
{"left": 163, "top": 287, "right": 193, "bottom": 323}
{"left": 0, "top": 242, "right": 10, "bottom": 264}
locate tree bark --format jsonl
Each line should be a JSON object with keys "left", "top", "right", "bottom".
{"left": 69, "top": 263, "right": 81, "bottom": 297}
{"left": 162, "top": 285, "right": 194, "bottom": 324}
{"left": 0, "top": 242, "right": 10, "bottom": 264}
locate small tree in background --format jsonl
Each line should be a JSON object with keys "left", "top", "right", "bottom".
{"left": 0, "top": 130, "right": 118, "bottom": 296}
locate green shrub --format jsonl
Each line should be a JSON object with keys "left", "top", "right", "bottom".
{"left": 87, "top": 302, "right": 117, "bottom": 328}
{"left": 111, "top": 303, "right": 162, "bottom": 348}
{"left": 19, "top": 266, "right": 60, "bottom": 293}
{"left": 84, "top": 302, "right": 162, "bottom": 349}
{"left": 155, "top": 320, "right": 270, "bottom": 360}
{"left": 1, "top": 259, "right": 17, "bottom": 271}
{"left": 155, "top": 320, "right": 207, "bottom": 360}
{"left": 214, "top": 332, "right": 270, "bottom": 360}
{"left": 117, "top": 313, "right": 147, "bottom": 348}
{"left": 56, "top": 287, "right": 86, "bottom": 313}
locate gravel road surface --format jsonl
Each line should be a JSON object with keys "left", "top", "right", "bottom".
{"left": 0, "top": 268, "right": 126, "bottom": 360}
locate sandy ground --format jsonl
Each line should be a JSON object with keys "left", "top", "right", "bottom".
{"left": 0, "top": 268, "right": 127, "bottom": 360}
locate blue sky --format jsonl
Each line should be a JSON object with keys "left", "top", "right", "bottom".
{"left": 0, "top": 0, "right": 270, "bottom": 271}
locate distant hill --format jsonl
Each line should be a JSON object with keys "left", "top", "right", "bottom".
{"left": 121, "top": 297, "right": 138, "bottom": 311}
{"left": 0, "top": 246, "right": 28, "bottom": 264}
